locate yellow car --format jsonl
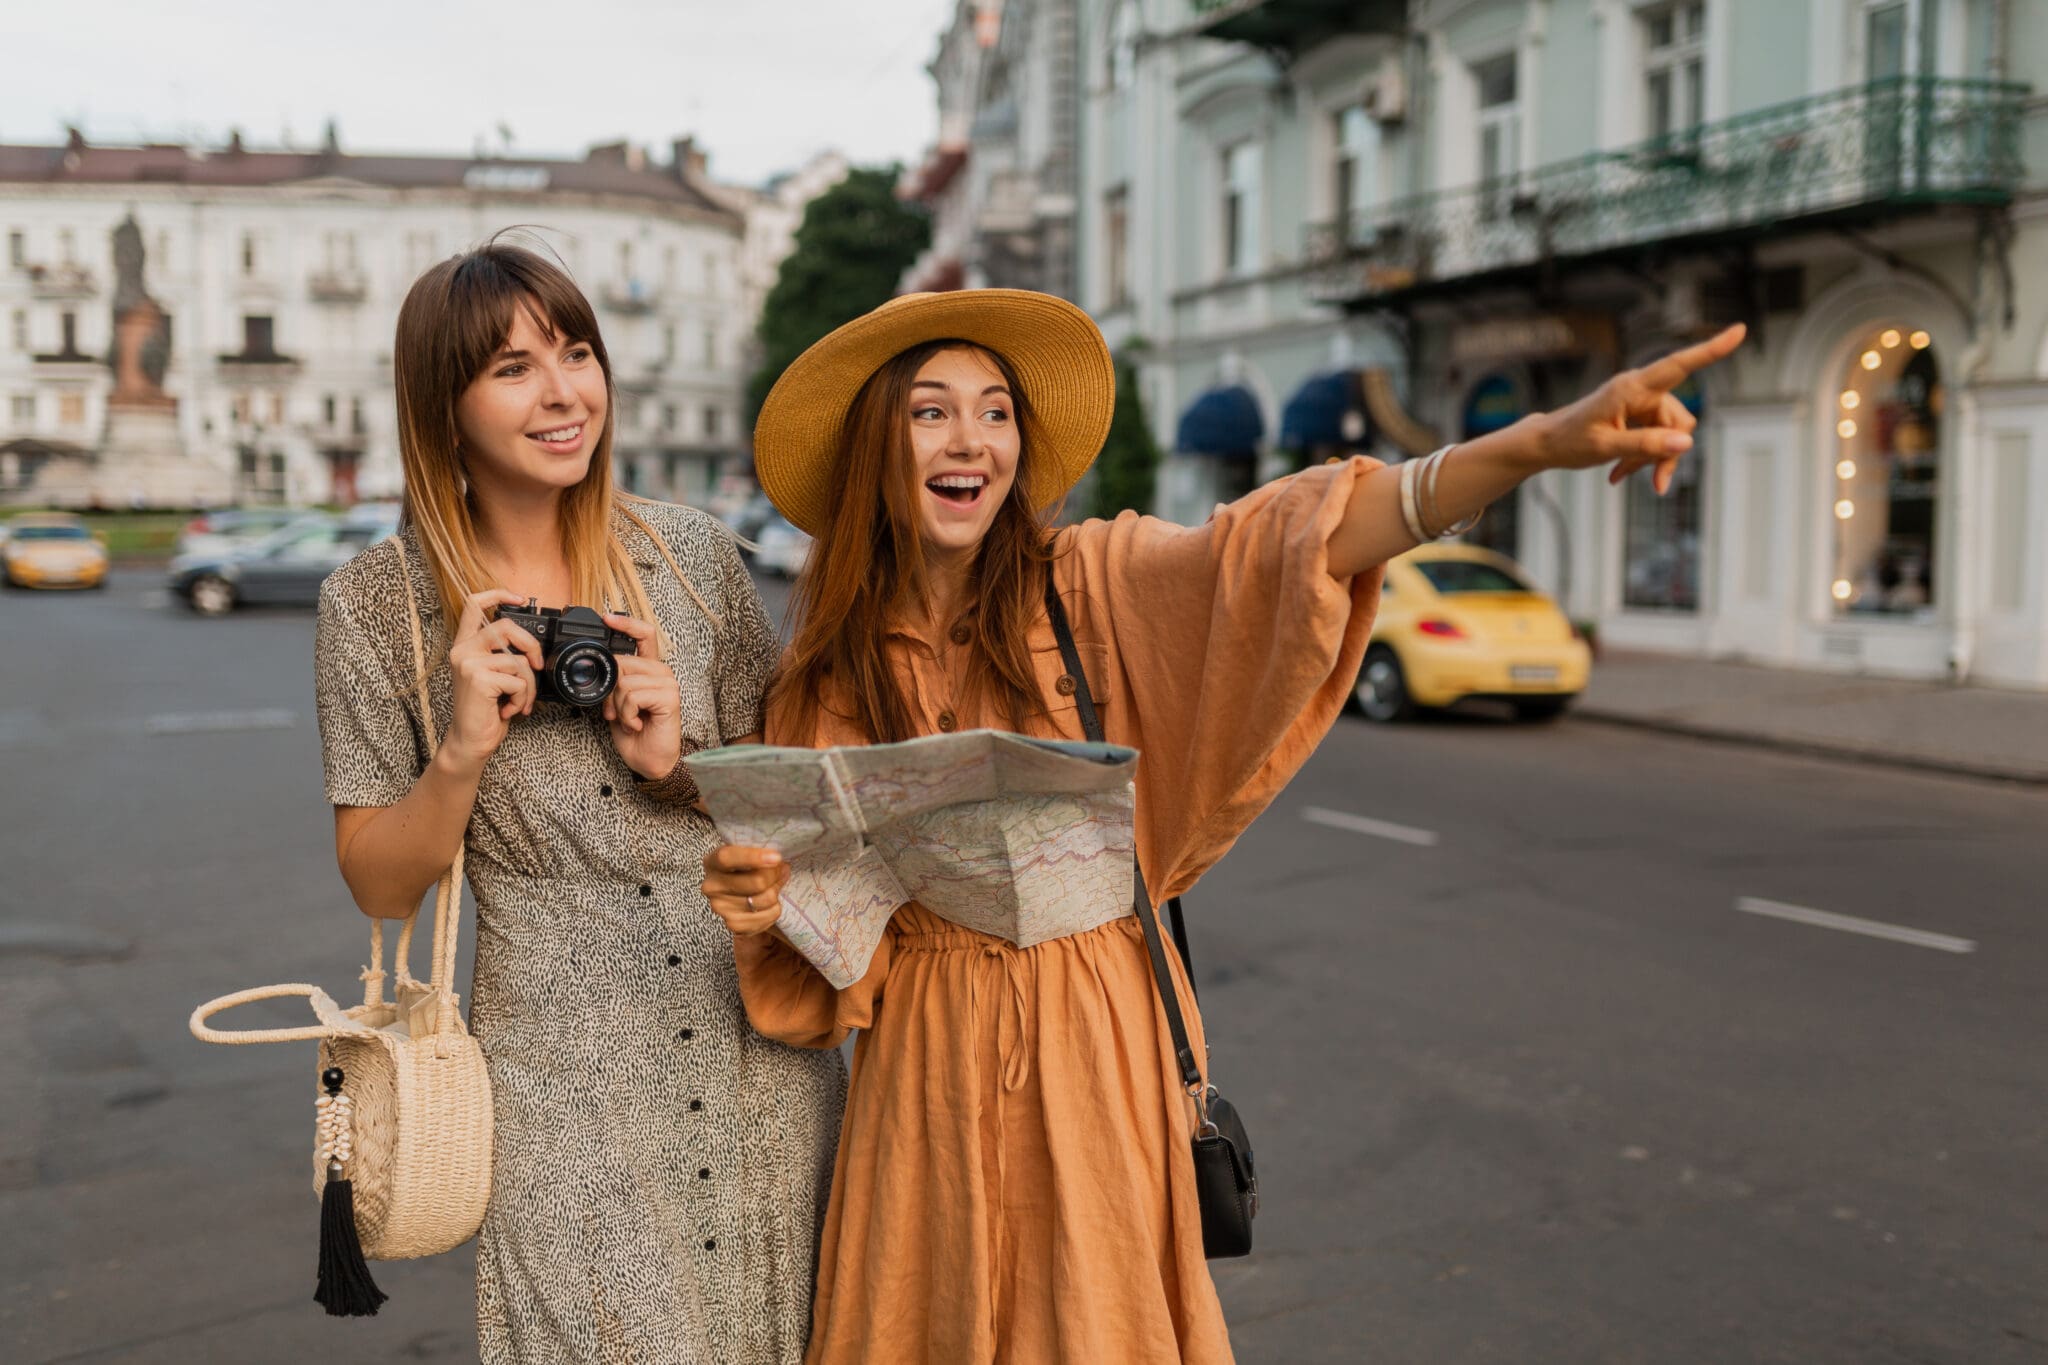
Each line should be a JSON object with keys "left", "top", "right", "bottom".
{"left": 2, "top": 512, "right": 110, "bottom": 590}
{"left": 1355, "top": 543, "right": 1590, "bottom": 722}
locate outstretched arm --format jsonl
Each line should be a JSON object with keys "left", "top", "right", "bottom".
{"left": 1327, "top": 324, "right": 1745, "bottom": 579}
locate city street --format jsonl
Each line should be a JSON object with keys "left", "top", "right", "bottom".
{"left": 6, "top": 567, "right": 2046, "bottom": 1363}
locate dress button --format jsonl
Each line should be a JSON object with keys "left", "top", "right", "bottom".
{"left": 1055, "top": 674, "right": 1077, "bottom": 696}
{"left": 639, "top": 884, "right": 653, "bottom": 897}
{"left": 678, "top": 1028, "right": 694, "bottom": 1041}
{"left": 667, "top": 954, "right": 682, "bottom": 967}
{"left": 599, "top": 783, "right": 613, "bottom": 798}
{"left": 698, "top": 1167, "right": 711, "bottom": 1180}
{"left": 949, "top": 623, "right": 971, "bottom": 646}
{"left": 937, "top": 710, "right": 956, "bottom": 732}
{"left": 689, "top": 1099, "right": 703, "bottom": 1112}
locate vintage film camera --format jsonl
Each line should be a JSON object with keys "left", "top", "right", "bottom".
{"left": 494, "top": 601, "right": 637, "bottom": 707}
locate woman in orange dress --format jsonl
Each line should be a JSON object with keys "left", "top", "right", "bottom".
{"left": 701, "top": 290, "right": 1742, "bottom": 1364}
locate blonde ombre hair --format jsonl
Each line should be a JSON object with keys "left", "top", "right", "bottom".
{"left": 392, "top": 241, "right": 710, "bottom": 648}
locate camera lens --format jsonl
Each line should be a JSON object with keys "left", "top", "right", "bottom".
{"left": 548, "top": 641, "right": 617, "bottom": 707}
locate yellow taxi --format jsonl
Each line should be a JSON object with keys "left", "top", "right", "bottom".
{"left": 1355, "top": 542, "right": 1589, "bottom": 723}
{"left": 1, "top": 512, "right": 110, "bottom": 590}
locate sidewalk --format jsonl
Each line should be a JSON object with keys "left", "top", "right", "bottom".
{"left": 1574, "top": 651, "right": 2048, "bottom": 784}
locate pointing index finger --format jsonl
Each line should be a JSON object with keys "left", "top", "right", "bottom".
{"left": 1635, "top": 323, "right": 1746, "bottom": 393}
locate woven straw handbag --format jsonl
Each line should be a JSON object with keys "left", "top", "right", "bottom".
{"left": 190, "top": 539, "right": 491, "bottom": 1314}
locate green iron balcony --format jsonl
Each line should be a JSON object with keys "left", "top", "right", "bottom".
{"left": 1308, "top": 77, "right": 2028, "bottom": 306}
{"left": 1188, "top": 0, "right": 1406, "bottom": 57}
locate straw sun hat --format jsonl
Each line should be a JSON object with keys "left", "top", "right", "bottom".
{"left": 751, "top": 289, "right": 1115, "bottom": 536}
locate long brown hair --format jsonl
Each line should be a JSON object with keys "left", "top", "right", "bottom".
{"left": 769, "top": 340, "right": 1056, "bottom": 742}
{"left": 392, "top": 239, "right": 689, "bottom": 633}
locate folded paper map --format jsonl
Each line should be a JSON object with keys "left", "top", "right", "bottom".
{"left": 686, "top": 730, "right": 1138, "bottom": 988}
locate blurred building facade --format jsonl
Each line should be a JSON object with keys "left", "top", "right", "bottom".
{"left": 901, "top": 0, "right": 1083, "bottom": 297}
{"left": 1074, "top": 0, "right": 2048, "bottom": 689}
{"left": 0, "top": 128, "right": 805, "bottom": 511}
{"left": 707, "top": 149, "right": 851, "bottom": 382}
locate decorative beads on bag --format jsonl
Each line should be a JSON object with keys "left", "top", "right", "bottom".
{"left": 316, "top": 1067, "right": 356, "bottom": 1169}
{"left": 313, "top": 1066, "right": 386, "bottom": 1316}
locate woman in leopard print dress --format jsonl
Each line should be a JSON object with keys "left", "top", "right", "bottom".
{"left": 314, "top": 242, "right": 845, "bottom": 1363}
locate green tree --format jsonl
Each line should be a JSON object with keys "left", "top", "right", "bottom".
{"left": 747, "top": 166, "right": 931, "bottom": 425}
{"left": 1088, "top": 354, "right": 1161, "bottom": 519}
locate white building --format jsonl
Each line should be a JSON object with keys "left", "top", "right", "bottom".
{"left": 1078, "top": 0, "right": 2048, "bottom": 692}
{"left": 901, "top": 0, "right": 1082, "bottom": 298}
{"left": 707, "top": 149, "right": 851, "bottom": 378}
{"left": 0, "top": 128, "right": 776, "bottom": 510}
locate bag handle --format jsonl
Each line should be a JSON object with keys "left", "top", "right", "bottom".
{"left": 383, "top": 534, "right": 467, "bottom": 1039}
{"left": 1043, "top": 578, "right": 1204, "bottom": 1098}
{"left": 189, "top": 982, "right": 376, "bottom": 1045}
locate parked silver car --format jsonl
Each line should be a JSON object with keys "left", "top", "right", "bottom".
{"left": 168, "top": 505, "right": 399, "bottom": 615}
{"left": 174, "top": 507, "right": 311, "bottom": 560}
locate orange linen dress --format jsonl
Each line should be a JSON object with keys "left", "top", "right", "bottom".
{"left": 735, "top": 459, "right": 1383, "bottom": 1365}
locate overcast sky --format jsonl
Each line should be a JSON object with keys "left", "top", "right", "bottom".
{"left": 1, "top": 0, "right": 958, "bottom": 185}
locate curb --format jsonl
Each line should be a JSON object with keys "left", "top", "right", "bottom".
{"left": 1572, "top": 706, "right": 2048, "bottom": 788}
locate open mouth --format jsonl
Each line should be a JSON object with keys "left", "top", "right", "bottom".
{"left": 527, "top": 423, "right": 585, "bottom": 452}
{"left": 925, "top": 472, "right": 989, "bottom": 508}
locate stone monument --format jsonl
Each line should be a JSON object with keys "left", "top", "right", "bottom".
{"left": 81, "top": 214, "right": 227, "bottom": 506}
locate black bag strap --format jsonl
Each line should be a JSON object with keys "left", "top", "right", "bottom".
{"left": 1044, "top": 577, "right": 1204, "bottom": 1094}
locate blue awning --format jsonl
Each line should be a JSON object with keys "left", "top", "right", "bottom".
{"left": 1175, "top": 385, "right": 1263, "bottom": 459}
{"left": 1279, "top": 371, "right": 1369, "bottom": 451}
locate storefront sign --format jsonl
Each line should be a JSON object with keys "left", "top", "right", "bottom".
{"left": 1449, "top": 314, "right": 1617, "bottom": 366}
{"left": 1462, "top": 373, "right": 1524, "bottom": 436}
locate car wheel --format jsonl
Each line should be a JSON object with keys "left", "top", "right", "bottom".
{"left": 1513, "top": 695, "right": 1574, "bottom": 723}
{"left": 1354, "top": 645, "right": 1414, "bottom": 723}
{"left": 189, "top": 574, "right": 236, "bottom": 616}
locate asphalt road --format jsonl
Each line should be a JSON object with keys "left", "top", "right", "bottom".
{"left": 5, "top": 567, "right": 2044, "bottom": 1363}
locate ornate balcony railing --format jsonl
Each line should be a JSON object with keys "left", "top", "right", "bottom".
{"left": 1308, "top": 77, "right": 2028, "bottom": 306}
{"left": 25, "top": 262, "right": 98, "bottom": 300}
{"left": 601, "top": 280, "right": 660, "bottom": 315}
{"left": 1188, "top": 0, "right": 1406, "bottom": 54}
{"left": 308, "top": 269, "right": 367, "bottom": 304}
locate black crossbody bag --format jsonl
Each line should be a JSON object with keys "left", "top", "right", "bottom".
{"left": 1044, "top": 582, "right": 1258, "bottom": 1258}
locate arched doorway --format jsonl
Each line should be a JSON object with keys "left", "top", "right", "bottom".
{"left": 1828, "top": 324, "right": 1940, "bottom": 617}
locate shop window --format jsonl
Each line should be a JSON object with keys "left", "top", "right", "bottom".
{"left": 1461, "top": 373, "right": 1524, "bottom": 561}
{"left": 1830, "top": 326, "right": 1939, "bottom": 616}
{"left": 1623, "top": 373, "right": 1704, "bottom": 610}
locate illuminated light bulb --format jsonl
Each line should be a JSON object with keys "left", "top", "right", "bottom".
{"left": 1835, "top": 499, "right": 1856, "bottom": 520}
{"left": 1832, "top": 579, "right": 1854, "bottom": 601}
{"left": 1837, "top": 459, "right": 1857, "bottom": 480}
{"left": 1838, "top": 419, "right": 1858, "bottom": 438}
{"left": 1909, "top": 330, "right": 1930, "bottom": 349}
{"left": 1861, "top": 351, "right": 1882, "bottom": 370}
{"left": 1881, "top": 329, "right": 1902, "bottom": 349}
{"left": 1840, "top": 391, "right": 1860, "bottom": 410}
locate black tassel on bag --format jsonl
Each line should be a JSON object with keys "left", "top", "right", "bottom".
{"left": 313, "top": 1067, "right": 387, "bottom": 1317}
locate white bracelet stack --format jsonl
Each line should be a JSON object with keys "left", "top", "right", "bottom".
{"left": 1398, "top": 445, "right": 1485, "bottom": 543}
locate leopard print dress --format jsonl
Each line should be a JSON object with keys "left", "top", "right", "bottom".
{"left": 314, "top": 502, "right": 847, "bottom": 1365}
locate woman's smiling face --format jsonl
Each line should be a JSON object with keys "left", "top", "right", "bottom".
{"left": 906, "top": 346, "right": 1022, "bottom": 561}
{"left": 454, "top": 303, "right": 610, "bottom": 498}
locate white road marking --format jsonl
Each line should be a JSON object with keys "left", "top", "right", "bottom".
{"left": 1733, "top": 896, "right": 1976, "bottom": 954}
{"left": 144, "top": 708, "right": 299, "bottom": 736}
{"left": 1300, "top": 805, "right": 1439, "bottom": 847}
